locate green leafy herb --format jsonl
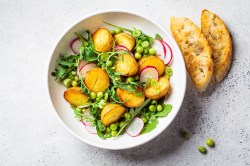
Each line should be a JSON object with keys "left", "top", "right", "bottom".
{"left": 154, "top": 104, "right": 172, "bottom": 117}
{"left": 155, "top": 34, "right": 163, "bottom": 40}
{"left": 141, "top": 123, "right": 156, "bottom": 134}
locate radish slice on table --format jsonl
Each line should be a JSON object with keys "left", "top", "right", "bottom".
{"left": 79, "top": 63, "right": 96, "bottom": 78}
{"left": 161, "top": 40, "right": 173, "bottom": 65}
{"left": 126, "top": 117, "right": 144, "bottom": 137}
{"left": 82, "top": 108, "right": 94, "bottom": 126}
{"left": 139, "top": 66, "right": 158, "bottom": 82}
{"left": 70, "top": 38, "right": 82, "bottom": 54}
{"left": 85, "top": 125, "right": 97, "bottom": 134}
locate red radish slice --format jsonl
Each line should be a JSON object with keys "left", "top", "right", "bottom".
{"left": 139, "top": 66, "right": 158, "bottom": 82}
{"left": 79, "top": 63, "right": 96, "bottom": 79}
{"left": 161, "top": 40, "right": 173, "bottom": 65}
{"left": 126, "top": 117, "right": 144, "bottom": 137}
{"left": 152, "top": 40, "right": 166, "bottom": 58}
{"left": 70, "top": 38, "right": 82, "bottom": 54}
{"left": 85, "top": 125, "right": 97, "bottom": 134}
{"left": 76, "top": 60, "right": 87, "bottom": 75}
{"left": 114, "top": 45, "right": 134, "bottom": 56}
{"left": 82, "top": 108, "right": 94, "bottom": 126}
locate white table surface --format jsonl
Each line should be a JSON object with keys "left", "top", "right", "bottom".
{"left": 0, "top": 0, "right": 249, "bottom": 165}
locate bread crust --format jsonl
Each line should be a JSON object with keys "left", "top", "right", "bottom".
{"left": 170, "top": 17, "right": 213, "bottom": 91}
{"left": 201, "top": 9, "right": 232, "bottom": 82}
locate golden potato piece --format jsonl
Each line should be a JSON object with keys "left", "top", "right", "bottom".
{"left": 64, "top": 87, "right": 88, "bottom": 106}
{"left": 115, "top": 54, "right": 138, "bottom": 76}
{"left": 144, "top": 76, "right": 170, "bottom": 100}
{"left": 114, "top": 32, "right": 135, "bottom": 51}
{"left": 138, "top": 56, "right": 165, "bottom": 76}
{"left": 92, "top": 28, "right": 114, "bottom": 52}
{"left": 116, "top": 87, "right": 145, "bottom": 108}
{"left": 201, "top": 9, "right": 232, "bottom": 82}
{"left": 101, "top": 103, "right": 126, "bottom": 126}
{"left": 85, "top": 68, "right": 110, "bottom": 93}
{"left": 170, "top": 17, "right": 213, "bottom": 91}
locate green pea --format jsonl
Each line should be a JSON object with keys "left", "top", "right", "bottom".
{"left": 110, "top": 30, "right": 116, "bottom": 35}
{"left": 124, "top": 112, "right": 131, "bottom": 119}
{"left": 141, "top": 41, "right": 149, "bottom": 48}
{"left": 74, "top": 76, "right": 79, "bottom": 81}
{"left": 97, "top": 92, "right": 104, "bottom": 98}
{"left": 116, "top": 27, "right": 122, "bottom": 33}
{"left": 149, "top": 48, "right": 156, "bottom": 55}
{"left": 71, "top": 71, "right": 76, "bottom": 75}
{"left": 136, "top": 46, "right": 143, "bottom": 53}
{"left": 198, "top": 146, "right": 207, "bottom": 153}
{"left": 134, "top": 75, "right": 139, "bottom": 81}
{"left": 142, "top": 117, "right": 148, "bottom": 124}
{"left": 149, "top": 105, "right": 156, "bottom": 112}
{"left": 101, "top": 53, "right": 109, "bottom": 62}
{"left": 157, "top": 105, "right": 163, "bottom": 112}
{"left": 110, "top": 123, "right": 118, "bottom": 131}
{"left": 133, "top": 29, "right": 141, "bottom": 37}
{"left": 143, "top": 48, "right": 149, "bottom": 54}
{"left": 206, "top": 138, "right": 215, "bottom": 147}
{"left": 165, "top": 67, "right": 173, "bottom": 76}
{"left": 137, "top": 40, "right": 142, "bottom": 45}
{"left": 95, "top": 98, "right": 101, "bottom": 102}
{"left": 105, "top": 133, "right": 112, "bottom": 138}
{"left": 63, "top": 78, "right": 72, "bottom": 88}
{"left": 106, "top": 60, "right": 113, "bottom": 67}
{"left": 72, "top": 81, "right": 78, "bottom": 87}
{"left": 126, "top": 77, "right": 134, "bottom": 82}
{"left": 111, "top": 130, "right": 118, "bottom": 137}
{"left": 119, "top": 121, "right": 125, "bottom": 128}
{"left": 68, "top": 75, "right": 74, "bottom": 80}
{"left": 106, "top": 127, "right": 111, "bottom": 133}
{"left": 151, "top": 100, "right": 157, "bottom": 104}
{"left": 90, "top": 92, "right": 96, "bottom": 100}
{"left": 135, "top": 53, "right": 142, "bottom": 60}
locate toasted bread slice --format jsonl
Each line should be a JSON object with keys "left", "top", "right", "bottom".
{"left": 201, "top": 9, "right": 232, "bottom": 82}
{"left": 170, "top": 17, "right": 213, "bottom": 91}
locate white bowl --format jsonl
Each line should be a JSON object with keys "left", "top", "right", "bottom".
{"left": 46, "top": 10, "right": 186, "bottom": 150}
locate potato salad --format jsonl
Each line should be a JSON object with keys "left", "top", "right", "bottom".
{"left": 51, "top": 22, "right": 174, "bottom": 139}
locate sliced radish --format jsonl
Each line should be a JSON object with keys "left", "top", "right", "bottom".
{"left": 70, "top": 38, "right": 83, "bottom": 54}
{"left": 152, "top": 40, "right": 166, "bottom": 58}
{"left": 114, "top": 45, "right": 134, "bottom": 56}
{"left": 76, "top": 60, "right": 87, "bottom": 75}
{"left": 79, "top": 63, "right": 96, "bottom": 79}
{"left": 161, "top": 40, "right": 173, "bottom": 65}
{"left": 82, "top": 108, "right": 94, "bottom": 126}
{"left": 126, "top": 117, "right": 144, "bottom": 137}
{"left": 139, "top": 66, "right": 158, "bottom": 82}
{"left": 85, "top": 125, "right": 97, "bottom": 134}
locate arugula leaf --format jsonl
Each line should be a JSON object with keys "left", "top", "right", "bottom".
{"left": 149, "top": 115, "right": 158, "bottom": 125}
{"left": 115, "top": 99, "right": 151, "bottom": 137}
{"left": 96, "top": 124, "right": 105, "bottom": 139}
{"left": 140, "top": 123, "right": 156, "bottom": 134}
{"left": 155, "top": 34, "right": 163, "bottom": 40}
{"left": 154, "top": 104, "right": 172, "bottom": 117}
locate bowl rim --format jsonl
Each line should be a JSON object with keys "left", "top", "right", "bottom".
{"left": 46, "top": 9, "right": 186, "bottom": 150}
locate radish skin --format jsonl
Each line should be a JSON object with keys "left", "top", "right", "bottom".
{"left": 82, "top": 108, "right": 94, "bottom": 126}
{"left": 139, "top": 66, "right": 158, "bottom": 82}
{"left": 115, "top": 45, "right": 134, "bottom": 56}
{"left": 79, "top": 63, "right": 96, "bottom": 79}
{"left": 161, "top": 40, "right": 173, "bottom": 65}
{"left": 70, "top": 38, "right": 82, "bottom": 54}
{"left": 126, "top": 117, "right": 144, "bottom": 137}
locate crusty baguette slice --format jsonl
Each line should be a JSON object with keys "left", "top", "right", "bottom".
{"left": 201, "top": 9, "right": 232, "bottom": 82}
{"left": 170, "top": 17, "right": 213, "bottom": 91}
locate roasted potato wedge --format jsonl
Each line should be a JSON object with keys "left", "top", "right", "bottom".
{"left": 201, "top": 9, "right": 232, "bottom": 82}
{"left": 92, "top": 28, "right": 114, "bottom": 52}
{"left": 138, "top": 56, "right": 165, "bottom": 76}
{"left": 144, "top": 76, "right": 170, "bottom": 100}
{"left": 114, "top": 32, "right": 135, "bottom": 51}
{"left": 170, "top": 17, "right": 213, "bottom": 91}
{"left": 85, "top": 67, "right": 110, "bottom": 93}
{"left": 116, "top": 87, "right": 145, "bottom": 108}
{"left": 64, "top": 87, "right": 88, "bottom": 106}
{"left": 115, "top": 54, "right": 138, "bottom": 76}
{"left": 101, "top": 103, "right": 126, "bottom": 126}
